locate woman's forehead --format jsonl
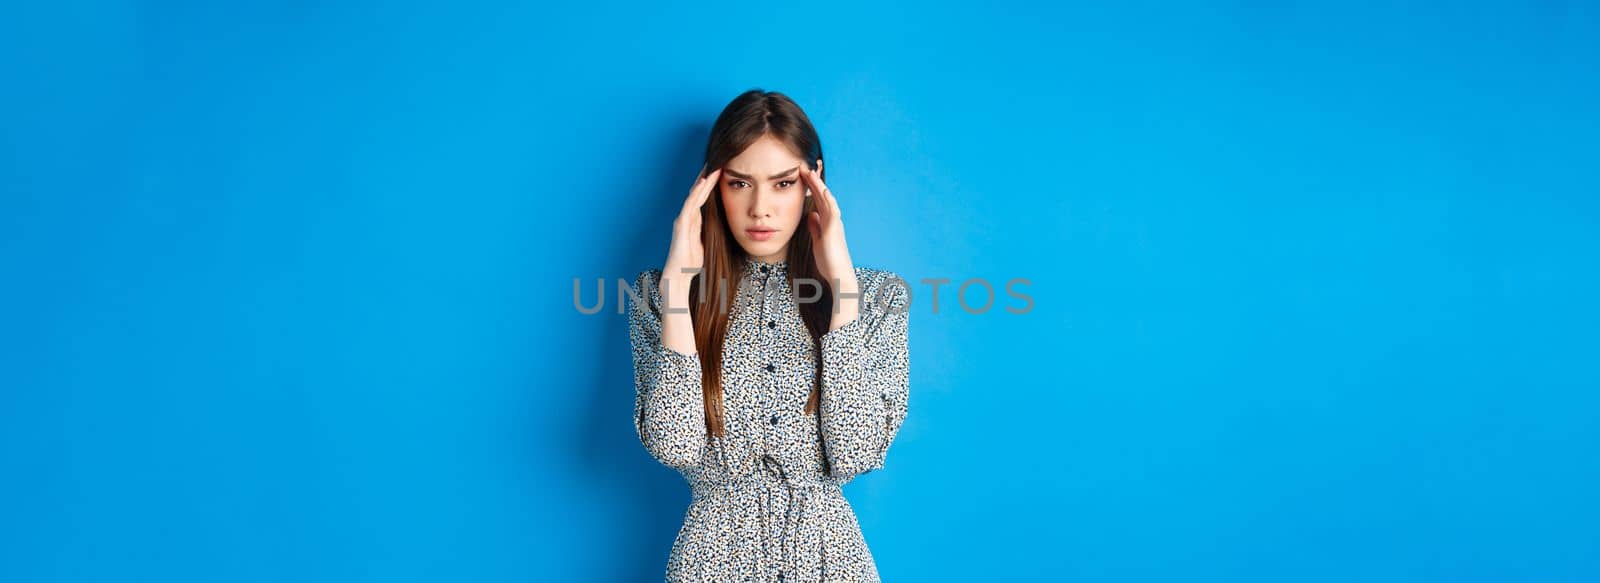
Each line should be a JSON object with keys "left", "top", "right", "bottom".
{"left": 726, "top": 136, "right": 804, "bottom": 172}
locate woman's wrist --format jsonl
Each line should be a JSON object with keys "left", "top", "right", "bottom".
{"left": 827, "top": 270, "right": 862, "bottom": 331}
{"left": 658, "top": 268, "right": 695, "bottom": 311}
{"left": 828, "top": 304, "right": 860, "bottom": 331}
{"left": 657, "top": 267, "right": 698, "bottom": 354}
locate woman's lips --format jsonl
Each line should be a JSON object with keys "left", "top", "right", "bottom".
{"left": 746, "top": 228, "right": 777, "bottom": 241}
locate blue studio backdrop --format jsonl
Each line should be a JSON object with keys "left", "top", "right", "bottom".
{"left": 3, "top": 2, "right": 1598, "bottom": 581}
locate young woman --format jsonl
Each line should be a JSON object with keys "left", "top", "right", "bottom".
{"left": 628, "top": 89, "right": 911, "bottom": 582}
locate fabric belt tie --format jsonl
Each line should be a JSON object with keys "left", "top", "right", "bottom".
{"left": 693, "top": 453, "right": 842, "bottom": 581}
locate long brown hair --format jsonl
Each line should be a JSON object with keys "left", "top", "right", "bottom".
{"left": 690, "top": 89, "right": 832, "bottom": 437}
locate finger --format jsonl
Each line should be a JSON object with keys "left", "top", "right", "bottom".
{"left": 800, "top": 163, "right": 822, "bottom": 193}
{"left": 816, "top": 171, "right": 838, "bottom": 220}
{"left": 810, "top": 166, "right": 835, "bottom": 210}
{"left": 810, "top": 162, "right": 841, "bottom": 220}
{"left": 694, "top": 168, "right": 721, "bottom": 207}
{"left": 822, "top": 179, "right": 840, "bottom": 221}
{"left": 685, "top": 169, "right": 711, "bottom": 210}
{"left": 801, "top": 165, "right": 831, "bottom": 216}
{"left": 691, "top": 163, "right": 709, "bottom": 192}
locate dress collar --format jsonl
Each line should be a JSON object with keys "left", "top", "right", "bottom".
{"left": 742, "top": 255, "right": 789, "bottom": 277}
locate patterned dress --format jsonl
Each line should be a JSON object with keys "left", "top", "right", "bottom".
{"left": 628, "top": 255, "right": 911, "bottom": 582}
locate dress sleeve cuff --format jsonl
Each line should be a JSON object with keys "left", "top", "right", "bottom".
{"left": 819, "top": 308, "right": 873, "bottom": 360}
{"left": 655, "top": 345, "right": 702, "bottom": 384}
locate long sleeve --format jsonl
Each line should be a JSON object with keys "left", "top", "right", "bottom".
{"left": 817, "top": 268, "right": 912, "bottom": 482}
{"left": 628, "top": 268, "right": 708, "bottom": 470}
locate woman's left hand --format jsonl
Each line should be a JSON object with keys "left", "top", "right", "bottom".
{"left": 800, "top": 159, "right": 861, "bottom": 330}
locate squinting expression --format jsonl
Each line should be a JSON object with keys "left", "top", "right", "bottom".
{"left": 720, "top": 134, "right": 810, "bottom": 263}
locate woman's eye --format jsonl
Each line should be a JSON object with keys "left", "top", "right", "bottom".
{"left": 778, "top": 180, "right": 795, "bottom": 188}
{"left": 729, "top": 180, "right": 748, "bottom": 189}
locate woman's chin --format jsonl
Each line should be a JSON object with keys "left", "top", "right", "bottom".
{"left": 735, "top": 237, "right": 787, "bottom": 260}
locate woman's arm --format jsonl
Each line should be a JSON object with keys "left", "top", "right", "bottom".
{"left": 629, "top": 167, "right": 721, "bottom": 470}
{"left": 817, "top": 268, "right": 912, "bottom": 481}
{"left": 658, "top": 269, "right": 697, "bottom": 355}
{"left": 629, "top": 269, "right": 707, "bottom": 470}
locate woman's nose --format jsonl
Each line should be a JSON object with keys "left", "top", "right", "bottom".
{"left": 748, "top": 188, "right": 772, "bottom": 217}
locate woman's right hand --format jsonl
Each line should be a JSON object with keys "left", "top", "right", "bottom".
{"left": 662, "top": 165, "right": 721, "bottom": 291}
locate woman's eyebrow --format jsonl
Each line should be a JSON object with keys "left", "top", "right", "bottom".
{"left": 724, "top": 166, "right": 799, "bottom": 180}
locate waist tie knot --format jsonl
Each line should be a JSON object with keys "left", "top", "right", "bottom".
{"left": 693, "top": 454, "right": 842, "bottom": 581}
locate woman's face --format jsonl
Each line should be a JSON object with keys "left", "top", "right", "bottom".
{"left": 719, "top": 134, "right": 809, "bottom": 263}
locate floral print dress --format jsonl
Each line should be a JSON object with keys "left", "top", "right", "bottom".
{"left": 628, "top": 255, "right": 911, "bottom": 582}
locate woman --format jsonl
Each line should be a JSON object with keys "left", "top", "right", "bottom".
{"left": 628, "top": 89, "right": 911, "bottom": 582}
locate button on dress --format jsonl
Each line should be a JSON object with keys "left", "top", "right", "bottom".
{"left": 628, "top": 256, "right": 911, "bottom": 582}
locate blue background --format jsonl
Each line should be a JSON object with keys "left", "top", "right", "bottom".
{"left": 4, "top": 1, "right": 1598, "bottom": 581}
